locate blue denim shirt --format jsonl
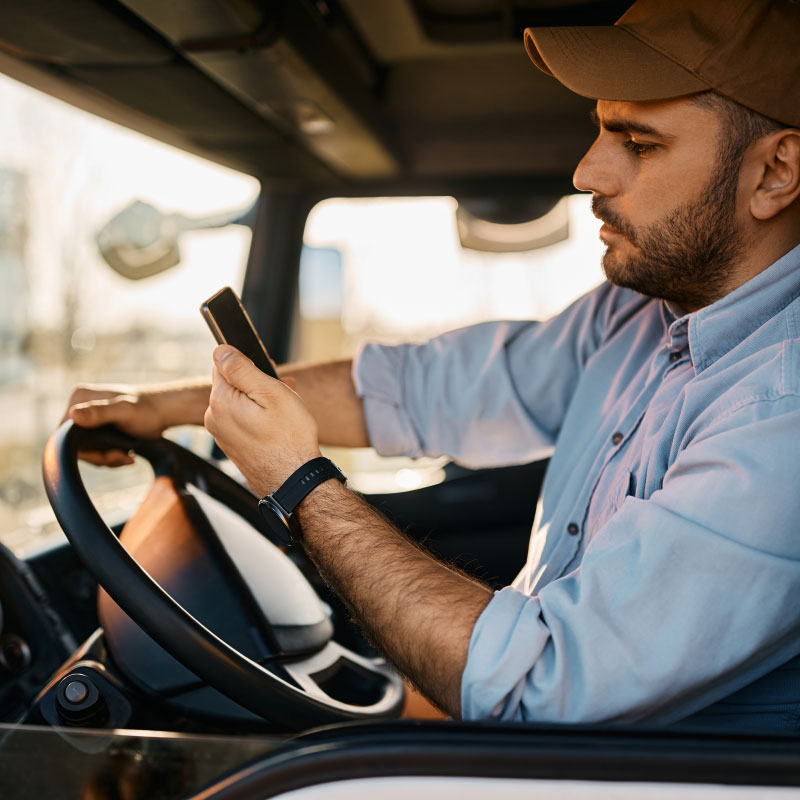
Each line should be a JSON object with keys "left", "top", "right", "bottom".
{"left": 354, "top": 242, "right": 800, "bottom": 730}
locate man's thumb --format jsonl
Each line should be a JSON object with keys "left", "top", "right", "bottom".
{"left": 213, "top": 345, "right": 273, "bottom": 396}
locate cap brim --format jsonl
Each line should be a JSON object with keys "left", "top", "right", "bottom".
{"left": 524, "top": 26, "right": 708, "bottom": 101}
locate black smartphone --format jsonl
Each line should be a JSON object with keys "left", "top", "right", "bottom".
{"left": 200, "top": 286, "right": 279, "bottom": 379}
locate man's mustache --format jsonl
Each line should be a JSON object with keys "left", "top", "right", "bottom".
{"left": 592, "top": 197, "right": 638, "bottom": 243}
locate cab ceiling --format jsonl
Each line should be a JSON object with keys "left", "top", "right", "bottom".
{"left": 0, "top": 0, "right": 632, "bottom": 193}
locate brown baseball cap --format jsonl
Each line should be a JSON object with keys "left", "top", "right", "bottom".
{"left": 524, "top": 0, "right": 800, "bottom": 127}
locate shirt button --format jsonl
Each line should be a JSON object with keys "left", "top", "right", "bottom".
{"left": 567, "top": 522, "right": 580, "bottom": 535}
{"left": 669, "top": 350, "right": 682, "bottom": 363}
{"left": 611, "top": 431, "right": 623, "bottom": 445}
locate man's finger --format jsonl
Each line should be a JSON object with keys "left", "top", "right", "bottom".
{"left": 69, "top": 396, "right": 137, "bottom": 428}
{"left": 213, "top": 345, "right": 278, "bottom": 400}
{"left": 60, "top": 387, "right": 119, "bottom": 425}
{"left": 77, "top": 449, "right": 136, "bottom": 467}
{"left": 209, "top": 364, "right": 236, "bottom": 401}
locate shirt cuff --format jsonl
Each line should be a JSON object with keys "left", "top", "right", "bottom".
{"left": 352, "top": 341, "right": 424, "bottom": 458}
{"left": 461, "top": 586, "right": 550, "bottom": 721}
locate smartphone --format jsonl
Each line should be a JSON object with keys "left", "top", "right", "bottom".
{"left": 200, "top": 286, "right": 279, "bottom": 379}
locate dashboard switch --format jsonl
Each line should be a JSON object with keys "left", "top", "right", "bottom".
{"left": 55, "top": 673, "right": 108, "bottom": 726}
{"left": 63, "top": 680, "right": 90, "bottom": 705}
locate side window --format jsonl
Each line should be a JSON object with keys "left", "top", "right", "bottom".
{"left": 0, "top": 74, "right": 258, "bottom": 555}
{"left": 298, "top": 195, "right": 605, "bottom": 489}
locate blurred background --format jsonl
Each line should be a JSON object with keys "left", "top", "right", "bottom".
{"left": 0, "top": 70, "right": 604, "bottom": 556}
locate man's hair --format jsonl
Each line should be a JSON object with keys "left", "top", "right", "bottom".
{"left": 691, "top": 92, "right": 785, "bottom": 167}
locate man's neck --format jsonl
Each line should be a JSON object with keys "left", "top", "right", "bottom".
{"left": 695, "top": 220, "right": 800, "bottom": 312}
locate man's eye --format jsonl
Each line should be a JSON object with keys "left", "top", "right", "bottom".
{"left": 623, "top": 139, "right": 658, "bottom": 157}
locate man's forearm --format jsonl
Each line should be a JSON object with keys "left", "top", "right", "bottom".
{"left": 279, "top": 359, "right": 370, "bottom": 448}
{"left": 295, "top": 480, "right": 493, "bottom": 716}
{"left": 155, "top": 381, "right": 212, "bottom": 427}
{"left": 205, "top": 347, "right": 488, "bottom": 715}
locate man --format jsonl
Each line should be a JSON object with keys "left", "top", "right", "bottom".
{"left": 66, "top": 0, "right": 800, "bottom": 728}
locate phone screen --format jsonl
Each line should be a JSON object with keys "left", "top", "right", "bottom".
{"left": 200, "top": 287, "right": 279, "bottom": 379}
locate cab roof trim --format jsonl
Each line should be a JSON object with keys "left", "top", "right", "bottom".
{"left": 0, "top": 0, "right": 628, "bottom": 191}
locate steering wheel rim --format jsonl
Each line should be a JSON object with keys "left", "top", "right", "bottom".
{"left": 42, "top": 421, "right": 404, "bottom": 730}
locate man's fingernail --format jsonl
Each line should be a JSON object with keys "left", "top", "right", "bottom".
{"left": 214, "top": 345, "right": 236, "bottom": 364}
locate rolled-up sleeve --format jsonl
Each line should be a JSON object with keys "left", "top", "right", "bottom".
{"left": 462, "top": 390, "right": 800, "bottom": 724}
{"left": 353, "top": 283, "right": 632, "bottom": 468}
{"left": 461, "top": 587, "right": 551, "bottom": 720}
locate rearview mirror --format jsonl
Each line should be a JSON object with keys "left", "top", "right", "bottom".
{"left": 95, "top": 200, "right": 255, "bottom": 280}
{"left": 455, "top": 196, "right": 569, "bottom": 253}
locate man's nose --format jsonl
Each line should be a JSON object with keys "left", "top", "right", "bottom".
{"left": 573, "top": 140, "right": 617, "bottom": 196}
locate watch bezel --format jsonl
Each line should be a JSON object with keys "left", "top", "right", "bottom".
{"left": 258, "top": 495, "right": 293, "bottom": 547}
{"left": 263, "top": 494, "right": 292, "bottom": 527}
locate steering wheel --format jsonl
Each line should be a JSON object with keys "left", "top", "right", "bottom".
{"left": 42, "top": 422, "right": 405, "bottom": 730}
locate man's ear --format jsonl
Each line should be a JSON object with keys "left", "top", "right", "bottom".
{"left": 749, "top": 129, "right": 800, "bottom": 220}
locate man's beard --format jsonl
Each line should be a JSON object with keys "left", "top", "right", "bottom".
{"left": 592, "top": 164, "right": 745, "bottom": 311}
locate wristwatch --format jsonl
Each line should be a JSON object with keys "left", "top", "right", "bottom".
{"left": 257, "top": 456, "right": 346, "bottom": 546}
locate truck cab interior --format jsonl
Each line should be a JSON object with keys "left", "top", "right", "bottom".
{"left": 0, "top": 2, "right": 798, "bottom": 799}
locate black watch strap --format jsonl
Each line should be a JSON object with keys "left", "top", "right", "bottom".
{"left": 273, "top": 456, "right": 346, "bottom": 513}
{"left": 258, "top": 457, "right": 346, "bottom": 545}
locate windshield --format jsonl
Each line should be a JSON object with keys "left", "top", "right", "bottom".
{"left": 299, "top": 195, "right": 605, "bottom": 491}
{"left": 0, "top": 73, "right": 259, "bottom": 556}
{"left": 300, "top": 195, "right": 603, "bottom": 353}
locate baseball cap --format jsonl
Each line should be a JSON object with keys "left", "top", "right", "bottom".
{"left": 524, "top": 0, "right": 800, "bottom": 127}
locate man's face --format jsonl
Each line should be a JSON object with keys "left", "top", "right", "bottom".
{"left": 573, "top": 98, "right": 745, "bottom": 311}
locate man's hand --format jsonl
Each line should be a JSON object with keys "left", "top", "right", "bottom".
{"left": 63, "top": 381, "right": 211, "bottom": 466}
{"left": 204, "top": 345, "right": 322, "bottom": 495}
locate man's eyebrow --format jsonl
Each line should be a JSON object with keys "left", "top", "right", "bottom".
{"left": 589, "top": 108, "right": 673, "bottom": 138}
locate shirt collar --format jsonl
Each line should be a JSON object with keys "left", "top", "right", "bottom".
{"left": 661, "top": 301, "right": 689, "bottom": 353}
{"left": 661, "top": 242, "right": 800, "bottom": 374}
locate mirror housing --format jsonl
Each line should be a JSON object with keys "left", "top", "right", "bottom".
{"left": 95, "top": 200, "right": 255, "bottom": 280}
{"left": 456, "top": 196, "right": 569, "bottom": 253}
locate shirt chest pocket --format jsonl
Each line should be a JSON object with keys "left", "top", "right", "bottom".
{"left": 588, "top": 467, "right": 635, "bottom": 537}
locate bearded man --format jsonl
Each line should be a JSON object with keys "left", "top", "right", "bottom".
{"left": 66, "top": 0, "right": 800, "bottom": 729}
